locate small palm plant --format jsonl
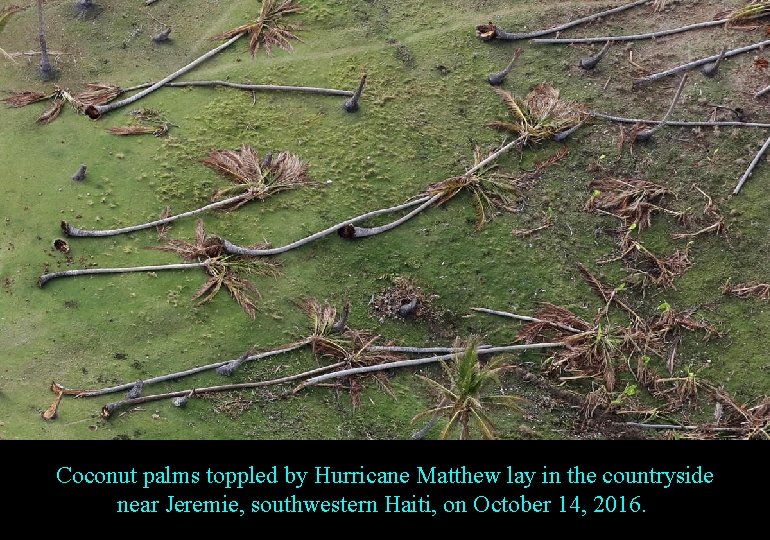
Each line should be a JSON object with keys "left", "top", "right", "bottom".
{"left": 413, "top": 337, "right": 523, "bottom": 440}
{"left": 489, "top": 84, "right": 587, "bottom": 144}
{"left": 209, "top": 0, "right": 303, "bottom": 56}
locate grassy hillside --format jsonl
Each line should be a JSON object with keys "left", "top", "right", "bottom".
{"left": 1, "top": 0, "right": 768, "bottom": 440}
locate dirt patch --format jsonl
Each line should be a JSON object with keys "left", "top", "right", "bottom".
{"left": 370, "top": 276, "right": 439, "bottom": 322}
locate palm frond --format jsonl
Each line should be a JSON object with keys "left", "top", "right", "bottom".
{"left": 209, "top": 0, "right": 303, "bottom": 56}
{"left": 37, "top": 98, "right": 63, "bottom": 125}
{"left": 73, "top": 83, "right": 122, "bottom": 106}
{"left": 2, "top": 90, "right": 51, "bottom": 107}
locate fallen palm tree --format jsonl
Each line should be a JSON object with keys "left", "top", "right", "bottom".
{"left": 532, "top": 18, "right": 730, "bottom": 45}
{"left": 733, "top": 132, "right": 770, "bottom": 194}
{"left": 84, "top": 0, "right": 304, "bottom": 118}
{"left": 120, "top": 79, "right": 355, "bottom": 97}
{"left": 41, "top": 220, "right": 281, "bottom": 318}
{"left": 633, "top": 39, "right": 770, "bottom": 86}
{"left": 223, "top": 130, "right": 543, "bottom": 254}
{"left": 590, "top": 111, "right": 770, "bottom": 129}
{"left": 62, "top": 145, "right": 310, "bottom": 237}
{"left": 628, "top": 74, "right": 688, "bottom": 142}
{"left": 99, "top": 362, "right": 343, "bottom": 419}
{"left": 293, "top": 342, "right": 564, "bottom": 391}
{"left": 475, "top": 0, "right": 650, "bottom": 41}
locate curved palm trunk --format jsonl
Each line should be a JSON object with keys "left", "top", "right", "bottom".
{"left": 338, "top": 195, "right": 441, "bottom": 239}
{"left": 532, "top": 18, "right": 729, "bottom": 45}
{"left": 342, "top": 74, "right": 367, "bottom": 112}
{"left": 579, "top": 41, "right": 611, "bottom": 70}
{"left": 38, "top": 262, "right": 204, "bottom": 287}
{"left": 36, "top": 0, "right": 52, "bottom": 79}
{"left": 488, "top": 48, "right": 523, "bottom": 86}
{"left": 296, "top": 342, "right": 564, "bottom": 389}
{"left": 634, "top": 39, "right": 770, "bottom": 86}
{"left": 101, "top": 361, "right": 345, "bottom": 418}
{"left": 85, "top": 32, "right": 245, "bottom": 119}
{"left": 480, "top": 0, "right": 650, "bottom": 41}
{"left": 635, "top": 74, "right": 688, "bottom": 141}
{"left": 223, "top": 196, "right": 432, "bottom": 256}
{"left": 62, "top": 191, "right": 253, "bottom": 238}
{"left": 122, "top": 80, "right": 354, "bottom": 97}
{"left": 75, "top": 338, "right": 311, "bottom": 397}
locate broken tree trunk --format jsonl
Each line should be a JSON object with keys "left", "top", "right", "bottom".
{"left": 75, "top": 339, "right": 311, "bottom": 397}
{"left": 295, "top": 342, "right": 564, "bottom": 390}
{"left": 61, "top": 192, "right": 258, "bottom": 237}
{"left": 634, "top": 39, "right": 770, "bottom": 86}
{"left": 579, "top": 41, "right": 611, "bottom": 70}
{"left": 85, "top": 32, "right": 245, "bottom": 118}
{"left": 733, "top": 133, "right": 770, "bottom": 194}
{"left": 121, "top": 80, "right": 354, "bottom": 97}
{"left": 222, "top": 196, "right": 433, "bottom": 256}
{"left": 477, "top": 0, "right": 650, "bottom": 41}
{"left": 100, "top": 361, "right": 345, "bottom": 418}
{"left": 38, "top": 262, "right": 205, "bottom": 287}
{"left": 532, "top": 18, "right": 729, "bottom": 44}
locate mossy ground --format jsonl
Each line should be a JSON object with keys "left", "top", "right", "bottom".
{"left": 0, "top": 0, "right": 768, "bottom": 440}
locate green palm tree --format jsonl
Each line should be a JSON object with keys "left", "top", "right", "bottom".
{"left": 413, "top": 337, "right": 524, "bottom": 440}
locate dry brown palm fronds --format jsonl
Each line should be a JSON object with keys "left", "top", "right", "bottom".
{"left": 151, "top": 220, "right": 279, "bottom": 317}
{"left": 722, "top": 281, "right": 770, "bottom": 300}
{"left": 2, "top": 90, "right": 52, "bottom": 107}
{"left": 576, "top": 262, "right": 642, "bottom": 322}
{"left": 489, "top": 84, "right": 588, "bottom": 144}
{"left": 423, "top": 146, "right": 522, "bottom": 230}
{"left": 73, "top": 83, "right": 122, "bottom": 106}
{"left": 672, "top": 185, "right": 726, "bottom": 240}
{"left": 36, "top": 97, "right": 63, "bottom": 124}
{"left": 546, "top": 323, "right": 622, "bottom": 391}
{"left": 515, "top": 303, "right": 591, "bottom": 344}
{"left": 203, "top": 145, "right": 311, "bottom": 210}
{"left": 585, "top": 177, "right": 676, "bottom": 232}
{"left": 624, "top": 242, "right": 693, "bottom": 290}
{"left": 107, "top": 125, "right": 158, "bottom": 136}
{"left": 209, "top": 0, "right": 303, "bottom": 56}
{"left": 582, "top": 385, "right": 612, "bottom": 418}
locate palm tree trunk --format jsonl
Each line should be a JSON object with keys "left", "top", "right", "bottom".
{"left": 590, "top": 111, "right": 770, "bottom": 129}
{"left": 121, "top": 80, "right": 354, "bottom": 97}
{"left": 339, "top": 194, "right": 441, "bottom": 238}
{"left": 482, "top": 0, "right": 651, "bottom": 41}
{"left": 222, "top": 196, "right": 433, "bottom": 256}
{"left": 368, "top": 345, "right": 494, "bottom": 354}
{"left": 38, "top": 261, "right": 205, "bottom": 287}
{"left": 471, "top": 307, "right": 584, "bottom": 334}
{"left": 85, "top": 32, "right": 245, "bottom": 119}
{"left": 100, "top": 361, "right": 345, "bottom": 418}
{"left": 36, "top": 0, "right": 52, "bottom": 79}
{"left": 733, "top": 133, "right": 770, "bottom": 195}
{"left": 295, "top": 342, "right": 564, "bottom": 389}
{"left": 62, "top": 192, "right": 253, "bottom": 238}
{"left": 634, "top": 74, "right": 688, "bottom": 140}
{"left": 74, "top": 338, "right": 311, "bottom": 397}
{"left": 532, "top": 18, "right": 729, "bottom": 44}
{"left": 634, "top": 39, "right": 770, "bottom": 86}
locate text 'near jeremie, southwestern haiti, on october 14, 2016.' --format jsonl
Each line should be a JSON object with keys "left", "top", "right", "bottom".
{"left": 53, "top": 463, "right": 716, "bottom": 516}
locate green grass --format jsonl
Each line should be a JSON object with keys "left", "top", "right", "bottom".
{"left": 1, "top": 0, "right": 768, "bottom": 440}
